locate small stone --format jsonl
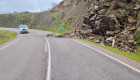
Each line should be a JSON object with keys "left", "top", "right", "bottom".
{"left": 94, "top": 6, "right": 99, "bottom": 9}
{"left": 114, "top": 30, "right": 120, "bottom": 34}
{"left": 134, "top": 5, "right": 140, "bottom": 10}
{"left": 89, "top": 37, "right": 94, "bottom": 40}
{"left": 106, "top": 31, "right": 115, "bottom": 36}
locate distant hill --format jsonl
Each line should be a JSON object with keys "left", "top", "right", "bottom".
{"left": 0, "top": 12, "right": 33, "bottom": 28}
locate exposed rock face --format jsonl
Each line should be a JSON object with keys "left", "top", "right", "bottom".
{"left": 75, "top": 0, "right": 140, "bottom": 53}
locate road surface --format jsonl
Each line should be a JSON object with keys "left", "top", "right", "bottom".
{"left": 0, "top": 28, "right": 140, "bottom": 80}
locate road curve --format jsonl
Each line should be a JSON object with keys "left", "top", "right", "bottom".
{"left": 0, "top": 28, "right": 140, "bottom": 80}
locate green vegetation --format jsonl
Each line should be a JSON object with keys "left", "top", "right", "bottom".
{"left": 80, "top": 39, "right": 140, "bottom": 62}
{"left": 0, "top": 12, "right": 33, "bottom": 28}
{"left": 136, "top": 35, "right": 140, "bottom": 46}
{"left": 135, "top": 27, "right": 140, "bottom": 57}
{"left": 31, "top": 25, "right": 45, "bottom": 30}
{"left": 50, "top": 21, "right": 73, "bottom": 34}
{"left": 136, "top": 27, "right": 140, "bottom": 46}
{"left": 50, "top": 16, "right": 73, "bottom": 34}
{"left": 0, "top": 11, "right": 51, "bottom": 30}
{"left": 106, "top": 10, "right": 111, "bottom": 15}
{"left": 0, "top": 30, "right": 17, "bottom": 44}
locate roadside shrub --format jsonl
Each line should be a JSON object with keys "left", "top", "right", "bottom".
{"left": 137, "top": 40, "right": 140, "bottom": 46}
{"left": 136, "top": 28, "right": 140, "bottom": 46}
{"left": 136, "top": 33, "right": 140, "bottom": 46}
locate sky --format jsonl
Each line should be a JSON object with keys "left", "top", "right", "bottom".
{"left": 0, "top": 0, "right": 63, "bottom": 14}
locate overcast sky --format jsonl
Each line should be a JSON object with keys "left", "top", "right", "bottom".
{"left": 0, "top": 0, "right": 63, "bottom": 14}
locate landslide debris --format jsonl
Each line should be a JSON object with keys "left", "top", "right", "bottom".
{"left": 63, "top": 0, "right": 140, "bottom": 53}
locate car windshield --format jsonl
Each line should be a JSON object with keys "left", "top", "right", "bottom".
{"left": 19, "top": 25, "right": 28, "bottom": 28}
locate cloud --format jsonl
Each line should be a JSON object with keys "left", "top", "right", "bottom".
{"left": 0, "top": 0, "right": 63, "bottom": 14}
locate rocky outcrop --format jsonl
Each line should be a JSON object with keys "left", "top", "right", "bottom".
{"left": 76, "top": 0, "right": 140, "bottom": 53}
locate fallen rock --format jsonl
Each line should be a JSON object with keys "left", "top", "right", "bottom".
{"left": 46, "top": 34, "right": 54, "bottom": 37}
{"left": 134, "top": 4, "right": 140, "bottom": 10}
{"left": 106, "top": 31, "right": 115, "bottom": 36}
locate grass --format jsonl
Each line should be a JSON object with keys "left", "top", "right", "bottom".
{"left": 80, "top": 39, "right": 140, "bottom": 62}
{"left": 50, "top": 21, "right": 74, "bottom": 35}
{"left": 0, "top": 30, "right": 17, "bottom": 44}
{"left": 50, "top": 26, "right": 65, "bottom": 35}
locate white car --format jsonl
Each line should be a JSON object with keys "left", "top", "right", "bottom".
{"left": 19, "top": 25, "right": 29, "bottom": 34}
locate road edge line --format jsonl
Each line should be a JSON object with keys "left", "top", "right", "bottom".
{"left": 44, "top": 37, "right": 51, "bottom": 80}
{"left": 71, "top": 39, "right": 140, "bottom": 73}
{"left": 0, "top": 34, "right": 22, "bottom": 51}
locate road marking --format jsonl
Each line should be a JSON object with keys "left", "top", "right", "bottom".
{"left": 71, "top": 39, "right": 140, "bottom": 73}
{"left": 0, "top": 34, "right": 22, "bottom": 51}
{"left": 45, "top": 42, "right": 47, "bottom": 53}
{"left": 44, "top": 37, "right": 51, "bottom": 80}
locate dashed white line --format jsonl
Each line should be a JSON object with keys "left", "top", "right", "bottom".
{"left": 71, "top": 39, "right": 140, "bottom": 73}
{"left": 44, "top": 37, "right": 51, "bottom": 80}
{"left": 0, "top": 34, "right": 22, "bottom": 51}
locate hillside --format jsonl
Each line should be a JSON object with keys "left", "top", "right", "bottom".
{"left": 0, "top": 12, "right": 33, "bottom": 28}
{"left": 0, "top": 0, "right": 89, "bottom": 30}
{"left": 0, "top": 0, "right": 140, "bottom": 53}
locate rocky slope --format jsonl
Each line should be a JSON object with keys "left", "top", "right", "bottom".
{"left": 66, "top": 0, "right": 140, "bottom": 53}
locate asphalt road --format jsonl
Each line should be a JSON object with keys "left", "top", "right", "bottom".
{"left": 0, "top": 28, "right": 47, "bottom": 80}
{"left": 0, "top": 28, "right": 140, "bottom": 80}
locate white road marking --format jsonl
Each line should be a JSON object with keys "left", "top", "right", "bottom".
{"left": 71, "top": 39, "right": 140, "bottom": 73}
{"left": 0, "top": 34, "right": 22, "bottom": 51}
{"left": 44, "top": 37, "right": 51, "bottom": 80}
{"left": 45, "top": 42, "right": 47, "bottom": 53}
